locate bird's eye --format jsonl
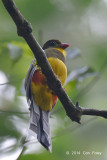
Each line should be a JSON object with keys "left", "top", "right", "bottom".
{"left": 50, "top": 41, "right": 57, "bottom": 46}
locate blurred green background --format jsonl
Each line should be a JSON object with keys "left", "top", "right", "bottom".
{"left": 0, "top": 0, "right": 107, "bottom": 160}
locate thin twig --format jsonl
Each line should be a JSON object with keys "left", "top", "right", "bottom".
{"left": 16, "top": 138, "right": 27, "bottom": 160}
{"left": 16, "top": 146, "right": 26, "bottom": 160}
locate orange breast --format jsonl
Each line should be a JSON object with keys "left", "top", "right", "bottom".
{"left": 32, "top": 68, "right": 45, "bottom": 85}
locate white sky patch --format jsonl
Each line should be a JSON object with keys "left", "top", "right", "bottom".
{"left": 89, "top": 16, "right": 107, "bottom": 36}
{"left": 103, "top": 0, "right": 107, "bottom": 4}
{"left": 80, "top": 1, "right": 107, "bottom": 37}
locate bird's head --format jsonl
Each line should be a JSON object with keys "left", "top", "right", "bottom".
{"left": 43, "top": 39, "right": 69, "bottom": 50}
{"left": 43, "top": 39, "right": 70, "bottom": 57}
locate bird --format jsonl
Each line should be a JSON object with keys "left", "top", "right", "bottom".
{"left": 25, "top": 39, "right": 69, "bottom": 151}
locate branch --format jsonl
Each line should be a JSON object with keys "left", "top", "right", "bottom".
{"left": 52, "top": 56, "right": 107, "bottom": 115}
{"left": 82, "top": 108, "right": 107, "bottom": 119}
{"left": 2, "top": 0, "right": 107, "bottom": 123}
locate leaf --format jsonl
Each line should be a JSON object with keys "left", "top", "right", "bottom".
{"left": 66, "top": 66, "right": 98, "bottom": 85}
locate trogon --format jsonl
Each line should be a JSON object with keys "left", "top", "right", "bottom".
{"left": 25, "top": 39, "right": 69, "bottom": 151}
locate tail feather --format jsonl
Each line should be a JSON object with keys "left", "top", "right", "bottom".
{"left": 30, "top": 100, "right": 52, "bottom": 151}
{"left": 30, "top": 101, "right": 40, "bottom": 127}
{"left": 30, "top": 107, "right": 39, "bottom": 134}
{"left": 42, "top": 111, "right": 50, "bottom": 135}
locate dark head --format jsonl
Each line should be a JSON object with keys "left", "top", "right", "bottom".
{"left": 43, "top": 39, "right": 70, "bottom": 50}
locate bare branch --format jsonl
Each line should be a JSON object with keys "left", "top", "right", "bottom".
{"left": 1, "top": 0, "right": 107, "bottom": 124}
{"left": 82, "top": 108, "right": 107, "bottom": 119}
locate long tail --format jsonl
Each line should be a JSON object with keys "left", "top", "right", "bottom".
{"left": 30, "top": 100, "right": 52, "bottom": 151}
{"left": 25, "top": 61, "right": 52, "bottom": 151}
